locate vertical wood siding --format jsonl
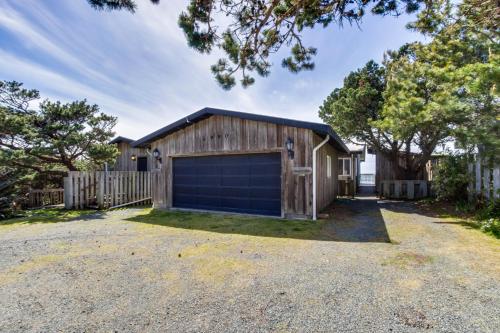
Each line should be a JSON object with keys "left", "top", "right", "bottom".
{"left": 314, "top": 134, "right": 339, "bottom": 212}
{"left": 147, "top": 115, "right": 340, "bottom": 218}
{"left": 114, "top": 142, "right": 151, "bottom": 171}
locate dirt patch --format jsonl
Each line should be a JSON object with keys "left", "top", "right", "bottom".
{"left": 395, "top": 306, "right": 434, "bottom": 329}
{"left": 382, "top": 252, "right": 434, "bottom": 268}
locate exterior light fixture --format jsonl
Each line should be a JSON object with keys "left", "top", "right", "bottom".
{"left": 152, "top": 148, "right": 161, "bottom": 160}
{"left": 130, "top": 154, "right": 137, "bottom": 161}
{"left": 285, "top": 137, "right": 294, "bottom": 159}
{"left": 153, "top": 148, "right": 161, "bottom": 163}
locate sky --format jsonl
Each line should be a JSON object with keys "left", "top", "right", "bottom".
{"left": 0, "top": 0, "right": 423, "bottom": 141}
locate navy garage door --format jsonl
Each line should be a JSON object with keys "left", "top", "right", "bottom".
{"left": 173, "top": 153, "right": 281, "bottom": 216}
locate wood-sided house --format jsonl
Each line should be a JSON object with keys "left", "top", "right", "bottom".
{"left": 110, "top": 108, "right": 349, "bottom": 220}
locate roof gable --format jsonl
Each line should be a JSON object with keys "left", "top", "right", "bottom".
{"left": 132, "top": 107, "right": 349, "bottom": 153}
{"left": 109, "top": 136, "right": 134, "bottom": 144}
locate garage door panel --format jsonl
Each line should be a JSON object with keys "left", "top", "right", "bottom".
{"left": 173, "top": 184, "right": 197, "bottom": 195}
{"left": 250, "top": 163, "right": 281, "bottom": 175}
{"left": 174, "top": 165, "right": 197, "bottom": 175}
{"left": 248, "top": 187, "right": 281, "bottom": 198}
{"left": 195, "top": 165, "right": 219, "bottom": 175}
{"left": 173, "top": 175, "right": 198, "bottom": 185}
{"left": 173, "top": 194, "right": 196, "bottom": 206}
{"left": 221, "top": 176, "right": 250, "bottom": 187}
{"left": 250, "top": 198, "right": 281, "bottom": 211}
{"left": 197, "top": 195, "right": 222, "bottom": 207}
{"left": 249, "top": 175, "right": 281, "bottom": 187}
{"left": 196, "top": 186, "right": 221, "bottom": 196}
{"left": 173, "top": 153, "right": 281, "bottom": 216}
{"left": 220, "top": 197, "right": 251, "bottom": 209}
{"left": 222, "top": 165, "right": 250, "bottom": 175}
{"left": 196, "top": 176, "right": 221, "bottom": 186}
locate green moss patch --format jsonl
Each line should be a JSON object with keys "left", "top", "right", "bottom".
{"left": 0, "top": 208, "right": 99, "bottom": 226}
{"left": 126, "top": 209, "right": 327, "bottom": 241}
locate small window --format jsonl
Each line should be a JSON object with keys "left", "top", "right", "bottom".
{"left": 327, "top": 155, "right": 332, "bottom": 178}
{"left": 137, "top": 156, "right": 148, "bottom": 171}
{"left": 339, "top": 157, "right": 351, "bottom": 176}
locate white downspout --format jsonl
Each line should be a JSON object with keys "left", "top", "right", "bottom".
{"left": 312, "top": 135, "right": 329, "bottom": 221}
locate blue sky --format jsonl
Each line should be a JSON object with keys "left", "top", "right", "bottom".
{"left": 0, "top": 0, "right": 423, "bottom": 140}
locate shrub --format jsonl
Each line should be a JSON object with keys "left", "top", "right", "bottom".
{"left": 433, "top": 154, "right": 469, "bottom": 202}
{"left": 479, "top": 218, "right": 500, "bottom": 238}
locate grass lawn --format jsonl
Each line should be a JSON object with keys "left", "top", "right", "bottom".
{"left": 0, "top": 208, "right": 98, "bottom": 226}
{"left": 126, "top": 208, "right": 327, "bottom": 240}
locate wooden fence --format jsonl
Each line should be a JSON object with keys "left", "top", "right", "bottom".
{"left": 468, "top": 154, "right": 500, "bottom": 202}
{"left": 64, "top": 171, "right": 152, "bottom": 209}
{"left": 379, "top": 180, "right": 429, "bottom": 200}
{"left": 27, "top": 188, "right": 64, "bottom": 208}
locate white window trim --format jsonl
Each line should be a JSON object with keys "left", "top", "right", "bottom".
{"left": 339, "top": 157, "right": 352, "bottom": 176}
{"left": 326, "top": 155, "right": 332, "bottom": 178}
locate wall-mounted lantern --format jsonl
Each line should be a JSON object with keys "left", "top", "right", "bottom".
{"left": 285, "top": 137, "right": 294, "bottom": 159}
{"left": 130, "top": 154, "right": 137, "bottom": 161}
{"left": 152, "top": 148, "right": 160, "bottom": 160}
{"left": 152, "top": 148, "right": 162, "bottom": 164}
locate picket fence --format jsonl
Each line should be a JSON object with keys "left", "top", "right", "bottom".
{"left": 468, "top": 155, "right": 500, "bottom": 202}
{"left": 64, "top": 171, "right": 152, "bottom": 209}
{"left": 27, "top": 188, "right": 64, "bottom": 208}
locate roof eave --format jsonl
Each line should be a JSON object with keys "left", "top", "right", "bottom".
{"left": 109, "top": 136, "right": 134, "bottom": 145}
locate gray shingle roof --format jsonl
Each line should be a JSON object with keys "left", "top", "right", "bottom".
{"left": 109, "top": 136, "right": 134, "bottom": 144}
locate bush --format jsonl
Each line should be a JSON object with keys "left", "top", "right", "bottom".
{"left": 433, "top": 154, "right": 469, "bottom": 202}
{"left": 479, "top": 218, "right": 500, "bottom": 238}
{"left": 475, "top": 199, "right": 500, "bottom": 237}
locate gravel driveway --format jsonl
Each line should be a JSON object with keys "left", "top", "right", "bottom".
{"left": 1, "top": 198, "right": 499, "bottom": 332}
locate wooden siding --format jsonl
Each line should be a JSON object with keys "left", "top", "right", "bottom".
{"left": 314, "top": 134, "right": 339, "bottom": 212}
{"left": 113, "top": 142, "right": 151, "bottom": 171}
{"left": 148, "top": 115, "right": 327, "bottom": 218}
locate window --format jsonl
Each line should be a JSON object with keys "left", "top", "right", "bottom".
{"left": 338, "top": 157, "right": 351, "bottom": 176}
{"left": 327, "top": 155, "right": 332, "bottom": 178}
{"left": 137, "top": 156, "right": 148, "bottom": 171}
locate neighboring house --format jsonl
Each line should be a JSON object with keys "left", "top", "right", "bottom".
{"left": 109, "top": 136, "right": 150, "bottom": 171}
{"left": 110, "top": 107, "right": 349, "bottom": 219}
{"left": 338, "top": 143, "right": 368, "bottom": 196}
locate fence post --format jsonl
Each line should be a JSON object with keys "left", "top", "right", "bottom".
{"left": 468, "top": 162, "right": 474, "bottom": 202}
{"left": 407, "top": 181, "right": 414, "bottom": 199}
{"left": 96, "top": 171, "right": 102, "bottom": 208}
{"left": 64, "top": 176, "right": 71, "bottom": 209}
{"left": 483, "top": 164, "right": 491, "bottom": 201}
{"left": 475, "top": 156, "right": 482, "bottom": 197}
{"left": 421, "top": 181, "right": 428, "bottom": 197}
{"left": 494, "top": 166, "right": 500, "bottom": 199}
{"left": 132, "top": 172, "right": 136, "bottom": 202}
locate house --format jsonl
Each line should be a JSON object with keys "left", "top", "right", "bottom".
{"left": 337, "top": 143, "right": 364, "bottom": 197}
{"left": 111, "top": 108, "right": 349, "bottom": 220}
{"left": 109, "top": 136, "right": 150, "bottom": 171}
